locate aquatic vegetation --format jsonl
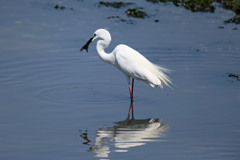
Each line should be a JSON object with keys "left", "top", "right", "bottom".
{"left": 146, "top": 0, "right": 240, "bottom": 14}
{"left": 126, "top": 8, "right": 148, "bottom": 18}
{"left": 98, "top": 1, "right": 134, "bottom": 8}
{"left": 146, "top": 0, "right": 215, "bottom": 12}
{"left": 218, "top": 0, "right": 240, "bottom": 14}
{"left": 96, "top": 0, "right": 240, "bottom": 24}
{"left": 145, "top": 0, "right": 240, "bottom": 24}
{"left": 213, "top": 0, "right": 240, "bottom": 24}
{"left": 184, "top": 0, "right": 215, "bottom": 12}
{"left": 225, "top": 15, "right": 240, "bottom": 24}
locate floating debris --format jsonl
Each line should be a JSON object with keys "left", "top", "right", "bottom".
{"left": 218, "top": 26, "right": 224, "bottom": 29}
{"left": 154, "top": 19, "right": 159, "bottom": 22}
{"left": 228, "top": 73, "right": 240, "bottom": 80}
{"left": 126, "top": 8, "right": 148, "bottom": 18}
{"left": 54, "top": 4, "right": 66, "bottom": 10}
{"left": 99, "top": 1, "right": 134, "bottom": 8}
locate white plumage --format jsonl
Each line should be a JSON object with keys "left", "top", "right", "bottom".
{"left": 80, "top": 29, "right": 172, "bottom": 101}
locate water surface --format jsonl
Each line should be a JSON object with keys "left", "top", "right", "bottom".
{"left": 0, "top": 0, "right": 240, "bottom": 160}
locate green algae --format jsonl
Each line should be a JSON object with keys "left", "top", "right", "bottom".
{"left": 146, "top": 0, "right": 215, "bottom": 12}
{"left": 97, "top": 0, "right": 240, "bottom": 24}
{"left": 218, "top": 0, "right": 240, "bottom": 14}
{"left": 146, "top": 0, "right": 240, "bottom": 24}
{"left": 184, "top": 0, "right": 215, "bottom": 12}
{"left": 125, "top": 8, "right": 148, "bottom": 18}
{"left": 216, "top": 0, "right": 240, "bottom": 24}
{"left": 225, "top": 14, "right": 240, "bottom": 24}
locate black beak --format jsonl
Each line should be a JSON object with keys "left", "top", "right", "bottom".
{"left": 80, "top": 37, "right": 94, "bottom": 53}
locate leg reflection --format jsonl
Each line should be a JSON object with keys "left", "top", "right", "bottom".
{"left": 128, "top": 100, "right": 134, "bottom": 119}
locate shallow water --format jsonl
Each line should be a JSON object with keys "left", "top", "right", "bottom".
{"left": 0, "top": 0, "right": 240, "bottom": 160}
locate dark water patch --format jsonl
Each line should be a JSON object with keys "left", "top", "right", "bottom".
{"left": 107, "top": 16, "right": 135, "bottom": 24}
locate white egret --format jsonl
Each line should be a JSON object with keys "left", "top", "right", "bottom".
{"left": 80, "top": 29, "right": 172, "bottom": 102}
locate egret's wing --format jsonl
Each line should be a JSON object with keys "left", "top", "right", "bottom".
{"left": 114, "top": 44, "right": 172, "bottom": 88}
{"left": 114, "top": 45, "right": 162, "bottom": 86}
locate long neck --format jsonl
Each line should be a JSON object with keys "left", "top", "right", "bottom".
{"left": 96, "top": 38, "right": 115, "bottom": 65}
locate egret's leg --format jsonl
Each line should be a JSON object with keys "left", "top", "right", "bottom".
{"left": 132, "top": 78, "right": 134, "bottom": 99}
{"left": 131, "top": 101, "right": 134, "bottom": 119}
{"left": 126, "top": 76, "right": 133, "bottom": 101}
{"left": 128, "top": 100, "right": 133, "bottom": 116}
{"left": 128, "top": 84, "right": 133, "bottom": 101}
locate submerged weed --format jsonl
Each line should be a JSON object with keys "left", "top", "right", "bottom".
{"left": 126, "top": 8, "right": 148, "bottom": 18}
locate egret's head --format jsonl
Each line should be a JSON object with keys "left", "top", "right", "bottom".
{"left": 80, "top": 29, "right": 111, "bottom": 52}
{"left": 93, "top": 29, "right": 111, "bottom": 41}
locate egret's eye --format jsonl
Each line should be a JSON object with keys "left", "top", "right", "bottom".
{"left": 92, "top": 33, "right": 96, "bottom": 38}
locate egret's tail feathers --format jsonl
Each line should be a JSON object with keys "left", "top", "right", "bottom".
{"left": 150, "top": 64, "right": 173, "bottom": 88}
{"left": 158, "top": 72, "right": 173, "bottom": 88}
{"left": 150, "top": 83, "right": 156, "bottom": 88}
{"left": 156, "top": 66, "right": 173, "bottom": 73}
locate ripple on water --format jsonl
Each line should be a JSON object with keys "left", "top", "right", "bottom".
{"left": 0, "top": 53, "right": 77, "bottom": 86}
{"left": 37, "top": 84, "right": 127, "bottom": 104}
{"left": 0, "top": 50, "right": 127, "bottom": 104}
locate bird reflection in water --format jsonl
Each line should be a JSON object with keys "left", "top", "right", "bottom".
{"left": 79, "top": 101, "right": 169, "bottom": 159}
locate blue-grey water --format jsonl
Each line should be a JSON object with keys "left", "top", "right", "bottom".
{"left": 0, "top": 0, "right": 240, "bottom": 160}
